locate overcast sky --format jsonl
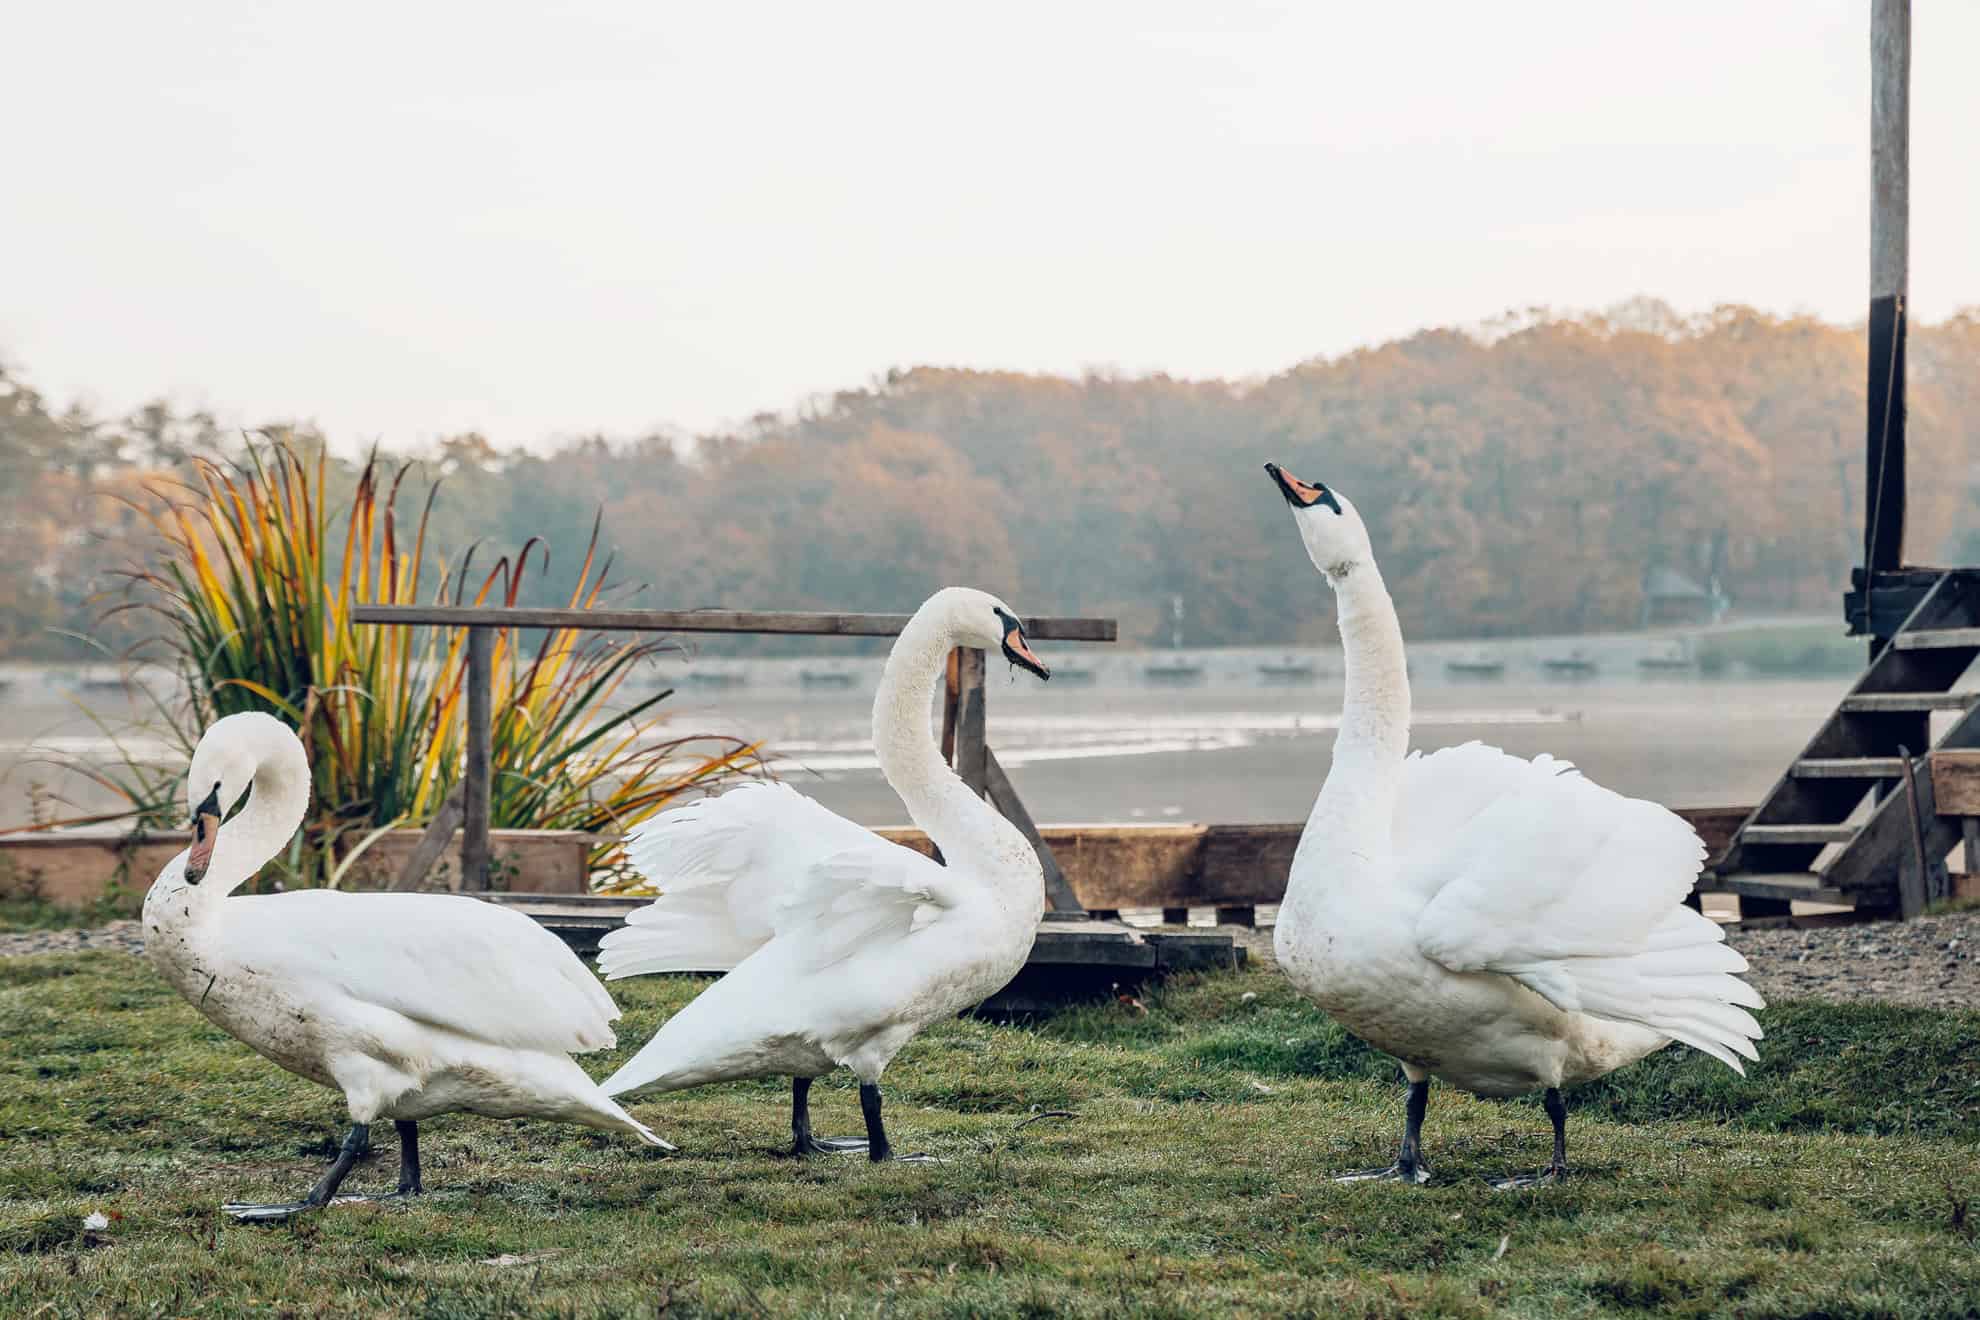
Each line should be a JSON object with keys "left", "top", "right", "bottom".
{"left": 4, "top": 2, "right": 1977, "bottom": 451}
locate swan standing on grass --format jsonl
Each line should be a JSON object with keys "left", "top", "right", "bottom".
{"left": 143, "top": 711, "right": 668, "bottom": 1222}
{"left": 596, "top": 587, "right": 1052, "bottom": 1161}
{"left": 1261, "top": 463, "right": 1763, "bottom": 1188}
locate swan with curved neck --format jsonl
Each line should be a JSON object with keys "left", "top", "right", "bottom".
{"left": 144, "top": 710, "right": 666, "bottom": 1221}
{"left": 596, "top": 586, "right": 1051, "bottom": 1160}
{"left": 1263, "top": 462, "right": 1762, "bottom": 1187}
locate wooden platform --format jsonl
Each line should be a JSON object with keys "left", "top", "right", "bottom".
{"left": 480, "top": 894, "right": 1244, "bottom": 1015}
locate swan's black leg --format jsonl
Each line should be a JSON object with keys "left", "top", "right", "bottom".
{"left": 224, "top": 1122, "right": 371, "bottom": 1222}
{"left": 1336, "top": 1079, "right": 1432, "bottom": 1185}
{"left": 1493, "top": 1087, "right": 1570, "bottom": 1190}
{"left": 790, "top": 1076, "right": 867, "bottom": 1156}
{"left": 859, "top": 1081, "right": 937, "bottom": 1164}
{"left": 394, "top": 1119, "right": 423, "bottom": 1195}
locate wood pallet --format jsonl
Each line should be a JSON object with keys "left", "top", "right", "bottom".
{"left": 479, "top": 894, "right": 1244, "bottom": 1015}
{"left": 1712, "top": 569, "right": 1980, "bottom": 919}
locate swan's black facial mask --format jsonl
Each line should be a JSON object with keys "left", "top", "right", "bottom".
{"left": 995, "top": 608, "right": 1051, "bottom": 681}
{"left": 185, "top": 783, "right": 223, "bottom": 885}
{"left": 1264, "top": 462, "right": 1342, "bottom": 514}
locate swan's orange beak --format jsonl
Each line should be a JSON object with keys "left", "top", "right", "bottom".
{"left": 1264, "top": 462, "right": 1342, "bottom": 514}
{"left": 996, "top": 610, "right": 1050, "bottom": 681}
{"left": 184, "top": 784, "right": 221, "bottom": 885}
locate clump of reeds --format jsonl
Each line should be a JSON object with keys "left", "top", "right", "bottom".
{"left": 66, "top": 436, "right": 755, "bottom": 888}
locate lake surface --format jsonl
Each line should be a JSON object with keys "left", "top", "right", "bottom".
{"left": 1, "top": 648, "right": 1873, "bottom": 832}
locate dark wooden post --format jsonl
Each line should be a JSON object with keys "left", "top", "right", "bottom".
{"left": 462, "top": 625, "right": 493, "bottom": 891}
{"left": 952, "top": 646, "right": 988, "bottom": 796}
{"left": 1864, "top": 0, "right": 1910, "bottom": 653}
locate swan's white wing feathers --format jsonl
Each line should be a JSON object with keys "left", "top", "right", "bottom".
{"left": 226, "top": 892, "right": 622, "bottom": 1055}
{"left": 598, "top": 779, "right": 961, "bottom": 980}
{"left": 1406, "top": 746, "right": 1762, "bottom": 1073}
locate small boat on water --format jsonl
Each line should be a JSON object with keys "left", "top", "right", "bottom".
{"left": 1445, "top": 648, "right": 1505, "bottom": 679}
{"left": 1637, "top": 640, "right": 1694, "bottom": 673}
{"left": 799, "top": 666, "right": 860, "bottom": 690}
{"left": 1144, "top": 660, "right": 1205, "bottom": 684}
{"left": 1541, "top": 648, "right": 1599, "bottom": 677}
{"left": 1051, "top": 666, "right": 1097, "bottom": 685}
{"left": 684, "top": 670, "right": 749, "bottom": 689}
{"left": 1257, "top": 655, "right": 1317, "bottom": 683}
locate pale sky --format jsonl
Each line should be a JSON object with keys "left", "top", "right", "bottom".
{"left": 4, "top": 1, "right": 1977, "bottom": 451}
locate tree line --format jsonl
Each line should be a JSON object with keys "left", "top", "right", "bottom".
{"left": 5, "top": 299, "right": 1979, "bottom": 660}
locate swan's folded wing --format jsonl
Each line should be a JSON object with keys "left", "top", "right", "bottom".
{"left": 1389, "top": 741, "right": 1578, "bottom": 877}
{"left": 597, "top": 780, "right": 959, "bottom": 980}
{"left": 230, "top": 893, "right": 623, "bottom": 1055}
{"left": 1408, "top": 765, "right": 1763, "bottom": 1073}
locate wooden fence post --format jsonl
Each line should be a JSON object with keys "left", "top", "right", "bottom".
{"left": 953, "top": 646, "right": 988, "bottom": 797}
{"left": 462, "top": 625, "right": 493, "bottom": 892}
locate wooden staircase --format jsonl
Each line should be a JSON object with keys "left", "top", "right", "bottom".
{"left": 1711, "top": 570, "right": 1980, "bottom": 919}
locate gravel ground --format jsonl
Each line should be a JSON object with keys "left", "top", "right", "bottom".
{"left": 5, "top": 910, "right": 1979, "bottom": 1011}
{"left": 1190, "top": 908, "right": 1980, "bottom": 1012}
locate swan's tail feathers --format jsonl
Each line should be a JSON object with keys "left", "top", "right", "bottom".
{"left": 1550, "top": 907, "right": 1766, "bottom": 1076}
{"left": 597, "top": 886, "right": 755, "bottom": 980}
{"left": 621, "top": 1112, "right": 675, "bottom": 1151}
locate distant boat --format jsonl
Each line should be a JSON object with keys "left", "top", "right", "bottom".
{"left": 1051, "top": 666, "right": 1097, "bottom": 685}
{"left": 1257, "top": 655, "right": 1317, "bottom": 683}
{"left": 684, "top": 670, "right": 749, "bottom": 689}
{"left": 1637, "top": 640, "right": 1694, "bottom": 673}
{"left": 799, "top": 666, "right": 859, "bottom": 689}
{"left": 78, "top": 669, "right": 133, "bottom": 692}
{"left": 1542, "top": 648, "right": 1599, "bottom": 677}
{"left": 1144, "top": 660, "right": 1205, "bottom": 684}
{"left": 1444, "top": 648, "right": 1505, "bottom": 679}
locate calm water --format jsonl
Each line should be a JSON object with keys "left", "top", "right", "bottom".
{"left": 0, "top": 649, "right": 1875, "bottom": 832}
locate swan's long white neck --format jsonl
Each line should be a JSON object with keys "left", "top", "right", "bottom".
{"left": 872, "top": 611, "right": 1033, "bottom": 879}
{"left": 178, "top": 724, "right": 311, "bottom": 916}
{"left": 1303, "top": 559, "right": 1411, "bottom": 865}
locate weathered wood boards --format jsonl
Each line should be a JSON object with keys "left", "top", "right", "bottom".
{"left": 350, "top": 604, "right": 1117, "bottom": 642}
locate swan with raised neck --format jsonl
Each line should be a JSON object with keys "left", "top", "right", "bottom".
{"left": 1262, "top": 460, "right": 1762, "bottom": 1189}
{"left": 144, "top": 710, "right": 665, "bottom": 1221}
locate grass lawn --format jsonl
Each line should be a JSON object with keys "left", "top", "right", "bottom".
{"left": 2, "top": 952, "right": 1978, "bottom": 1318}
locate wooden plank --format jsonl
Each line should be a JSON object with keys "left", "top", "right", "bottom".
{"left": 952, "top": 647, "right": 988, "bottom": 796}
{"left": 1679, "top": 805, "right": 1751, "bottom": 861}
{"left": 1738, "top": 824, "right": 1858, "bottom": 845}
{"left": 1792, "top": 757, "right": 1907, "bottom": 778}
{"left": 1865, "top": 0, "right": 1909, "bottom": 591}
{"left": 1893, "top": 627, "right": 1980, "bottom": 651}
{"left": 390, "top": 786, "right": 465, "bottom": 891}
{"left": 461, "top": 626, "right": 493, "bottom": 892}
{"left": 1930, "top": 750, "right": 1980, "bottom": 816}
{"left": 983, "top": 747, "right": 1085, "bottom": 915}
{"left": 1718, "top": 874, "right": 1853, "bottom": 906}
{"left": 1896, "top": 745, "right": 1931, "bottom": 918}
{"left": 1841, "top": 691, "right": 1977, "bottom": 712}
{"left": 351, "top": 604, "right": 1117, "bottom": 642}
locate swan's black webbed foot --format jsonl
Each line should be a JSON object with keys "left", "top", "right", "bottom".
{"left": 1337, "top": 1078, "right": 1432, "bottom": 1186}
{"left": 858, "top": 1081, "right": 940, "bottom": 1164}
{"left": 1492, "top": 1087, "right": 1569, "bottom": 1192}
{"left": 224, "top": 1119, "right": 425, "bottom": 1221}
{"left": 788, "top": 1076, "right": 872, "bottom": 1156}
{"left": 1334, "top": 1158, "right": 1432, "bottom": 1185}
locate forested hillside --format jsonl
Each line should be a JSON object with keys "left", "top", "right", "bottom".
{"left": 6, "top": 301, "right": 1979, "bottom": 658}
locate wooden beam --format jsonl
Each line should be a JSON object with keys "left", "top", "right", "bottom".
{"left": 390, "top": 785, "right": 465, "bottom": 892}
{"left": 350, "top": 604, "right": 1117, "bottom": 643}
{"left": 1928, "top": 749, "right": 1980, "bottom": 815}
{"left": 461, "top": 626, "right": 493, "bottom": 892}
{"left": 982, "top": 748, "right": 1085, "bottom": 915}
{"left": 952, "top": 646, "right": 988, "bottom": 796}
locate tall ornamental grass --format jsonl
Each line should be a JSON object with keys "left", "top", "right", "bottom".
{"left": 74, "top": 438, "right": 756, "bottom": 888}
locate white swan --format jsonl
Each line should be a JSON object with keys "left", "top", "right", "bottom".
{"left": 595, "top": 587, "right": 1052, "bottom": 1160}
{"left": 143, "top": 711, "right": 667, "bottom": 1221}
{"left": 1262, "top": 462, "right": 1763, "bottom": 1188}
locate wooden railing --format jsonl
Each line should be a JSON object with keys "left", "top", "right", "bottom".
{"left": 349, "top": 604, "right": 1116, "bottom": 904}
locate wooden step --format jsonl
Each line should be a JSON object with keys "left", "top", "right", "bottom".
{"left": 1715, "top": 873, "right": 1852, "bottom": 905}
{"left": 1840, "top": 691, "right": 1980, "bottom": 713}
{"left": 1894, "top": 627, "right": 1980, "bottom": 651}
{"left": 1791, "top": 757, "right": 1908, "bottom": 779}
{"left": 1738, "top": 823, "right": 1859, "bottom": 845}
